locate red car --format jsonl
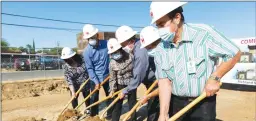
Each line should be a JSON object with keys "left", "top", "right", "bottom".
{"left": 14, "top": 58, "right": 30, "bottom": 71}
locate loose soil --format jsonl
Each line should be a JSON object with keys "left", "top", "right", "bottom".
{"left": 2, "top": 79, "right": 255, "bottom": 121}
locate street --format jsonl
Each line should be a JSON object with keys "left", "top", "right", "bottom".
{"left": 1, "top": 70, "right": 64, "bottom": 81}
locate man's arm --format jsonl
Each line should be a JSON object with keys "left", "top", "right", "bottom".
{"left": 123, "top": 56, "right": 148, "bottom": 94}
{"left": 158, "top": 78, "right": 172, "bottom": 119}
{"left": 83, "top": 48, "right": 100, "bottom": 85}
{"left": 204, "top": 24, "right": 241, "bottom": 96}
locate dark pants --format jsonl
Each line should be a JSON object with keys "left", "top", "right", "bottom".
{"left": 112, "top": 84, "right": 137, "bottom": 121}
{"left": 90, "top": 80, "right": 113, "bottom": 117}
{"left": 143, "top": 81, "right": 160, "bottom": 121}
{"left": 70, "top": 83, "right": 91, "bottom": 109}
{"left": 169, "top": 94, "right": 216, "bottom": 121}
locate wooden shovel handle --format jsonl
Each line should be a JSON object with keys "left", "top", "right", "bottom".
{"left": 168, "top": 82, "right": 222, "bottom": 121}
{"left": 100, "top": 96, "right": 120, "bottom": 119}
{"left": 84, "top": 89, "right": 123, "bottom": 111}
{"left": 59, "top": 78, "right": 90, "bottom": 115}
{"left": 122, "top": 80, "right": 158, "bottom": 121}
{"left": 75, "top": 75, "right": 110, "bottom": 110}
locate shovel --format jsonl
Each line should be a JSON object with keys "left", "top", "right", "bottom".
{"left": 58, "top": 78, "right": 90, "bottom": 116}
{"left": 122, "top": 80, "right": 158, "bottom": 121}
{"left": 77, "top": 89, "right": 124, "bottom": 121}
{"left": 168, "top": 82, "right": 222, "bottom": 121}
{"left": 100, "top": 96, "right": 121, "bottom": 120}
{"left": 75, "top": 76, "right": 110, "bottom": 110}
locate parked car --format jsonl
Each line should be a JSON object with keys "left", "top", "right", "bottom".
{"left": 14, "top": 58, "right": 30, "bottom": 71}
{"left": 30, "top": 59, "right": 41, "bottom": 70}
{"left": 40, "top": 57, "right": 59, "bottom": 70}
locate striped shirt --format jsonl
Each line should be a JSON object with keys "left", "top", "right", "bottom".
{"left": 154, "top": 23, "right": 240, "bottom": 97}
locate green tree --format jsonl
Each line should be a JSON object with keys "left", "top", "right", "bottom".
{"left": 1, "top": 38, "right": 9, "bottom": 52}
{"left": 19, "top": 46, "right": 28, "bottom": 53}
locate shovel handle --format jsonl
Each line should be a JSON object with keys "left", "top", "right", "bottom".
{"left": 168, "top": 82, "right": 222, "bottom": 121}
{"left": 122, "top": 80, "right": 158, "bottom": 121}
{"left": 84, "top": 89, "right": 123, "bottom": 111}
{"left": 75, "top": 75, "right": 110, "bottom": 110}
{"left": 59, "top": 78, "right": 90, "bottom": 115}
{"left": 100, "top": 96, "right": 120, "bottom": 119}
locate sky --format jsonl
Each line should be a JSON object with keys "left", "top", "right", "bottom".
{"left": 1, "top": 2, "right": 256, "bottom": 49}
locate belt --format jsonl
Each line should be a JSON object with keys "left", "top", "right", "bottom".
{"left": 172, "top": 94, "right": 197, "bottom": 102}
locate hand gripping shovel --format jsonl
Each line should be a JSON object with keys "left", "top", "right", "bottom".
{"left": 75, "top": 76, "right": 110, "bottom": 110}
{"left": 168, "top": 82, "right": 222, "bottom": 121}
{"left": 58, "top": 78, "right": 90, "bottom": 116}
{"left": 122, "top": 80, "right": 158, "bottom": 121}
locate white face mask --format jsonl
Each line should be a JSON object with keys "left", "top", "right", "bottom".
{"left": 89, "top": 39, "right": 97, "bottom": 46}
{"left": 122, "top": 46, "right": 131, "bottom": 53}
{"left": 158, "top": 26, "right": 175, "bottom": 42}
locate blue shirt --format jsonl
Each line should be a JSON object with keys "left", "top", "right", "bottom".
{"left": 123, "top": 41, "right": 156, "bottom": 94}
{"left": 83, "top": 40, "right": 110, "bottom": 85}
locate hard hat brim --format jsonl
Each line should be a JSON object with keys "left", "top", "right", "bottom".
{"left": 83, "top": 28, "right": 99, "bottom": 39}
{"left": 150, "top": 2, "right": 187, "bottom": 25}
{"left": 118, "top": 31, "right": 138, "bottom": 44}
{"left": 61, "top": 52, "right": 76, "bottom": 59}
{"left": 108, "top": 45, "right": 122, "bottom": 54}
{"left": 140, "top": 36, "right": 160, "bottom": 49}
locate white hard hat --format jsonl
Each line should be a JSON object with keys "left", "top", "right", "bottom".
{"left": 150, "top": 2, "right": 187, "bottom": 24}
{"left": 115, "top": 25, "right": 137, "bottom": 44}
{"left": 61, "top": 47, "right": 76, "bottom": 59}
{"left": 140, "top": 26, "right": 161, "bottom": 49}
{"left": 107, "top": 38, "right": 122, "bottom": 54}
{"left": 83, "top": 24, "right": 99, "bottom": 39}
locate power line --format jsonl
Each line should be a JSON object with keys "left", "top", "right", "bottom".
{"left": 2, "top": 12, "right": 144, "bottom": 29}
{"left": 2, "top": 22, "right": 81, "bottom": 31}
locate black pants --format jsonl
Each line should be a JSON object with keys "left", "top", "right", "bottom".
{"left": 112, "top": 84, "right": 137, "bottom": 121}
{"left": 90, "top": 80, "right": 113, "bottom": 117}
{"left": 143, "top": 81, "right": 160, "bottom": 121}
{"left": 169, "top": 94, "right": 216, "bottom": 121}
{"left": 70, "top": 83, "right": 91, "bottom": 109}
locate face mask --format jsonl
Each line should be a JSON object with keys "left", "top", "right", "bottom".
{"left": 111, "top": 52, "right": 123, "bottom": 60}
{"left": 123, "top": 46, "right": 132, "bottom": 53}
{"left": 158, "top": 26, "right": 175, "bottom": 42}
{"left": 89, "top": 39, "right": 97, "bottom": 46}
{"left": 147, "top": 48, "right": 156, "bottom": 57}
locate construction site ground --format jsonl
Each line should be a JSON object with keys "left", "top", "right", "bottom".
{"left": 2, "top": 79, "right": 255, "bottom": 121}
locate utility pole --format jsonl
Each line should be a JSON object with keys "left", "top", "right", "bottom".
{"left": 56, "top": 41, "right": 60, "bottom": 70}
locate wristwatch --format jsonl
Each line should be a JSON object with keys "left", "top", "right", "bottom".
{"left": 209, "top": 75, "right": 221, "bottom": 82}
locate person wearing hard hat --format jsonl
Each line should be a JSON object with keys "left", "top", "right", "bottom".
{"left": 82, "top": 24, "right": 112, "bottom": 118}
{"left": 107, "top": 38, "right": 136, "bottom": 121}
{"left": 61, "top": 47, "right": 91, "bottom": 114}
{"left": 149, "top": 2, "right": 241, "bottom": 121}
{"left": 116, "top": 25, "right": 158, "bottom": 121}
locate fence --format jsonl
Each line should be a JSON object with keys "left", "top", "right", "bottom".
{"left": 1, "top": 50, "right": 64, "bottom": 81}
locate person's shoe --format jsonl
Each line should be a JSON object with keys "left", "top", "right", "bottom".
{"left": 84, "top": 109, "right": 91, "bottom": 115}
{"left": 105, "top": 114, "right": 112, "bottom": 120}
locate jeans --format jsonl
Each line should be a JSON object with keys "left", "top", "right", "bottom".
{"left": 111, "top": 84, "right": 137, "bottom": 121}
{"left": 142, "top": 81, "right": 160, "bottom": 121}
{"left": 169, "top": 94, "right": 217, "bottom": 121}
{"left": 90, "top": 80, "right": 113, "bottom": 117}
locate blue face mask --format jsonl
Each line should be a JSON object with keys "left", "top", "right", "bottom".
{"left": 147, "top": 48, "right": 156, "bottom": 57}
{"left": 158, "top": 27, "right": 175, "bottom": 42}
{"left": 111, "top": 52, "right": 123, "bottom": 60}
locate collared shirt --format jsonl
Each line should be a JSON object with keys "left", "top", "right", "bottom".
{"left": 154, "top": 23, "right": 240, "bottom": 97}
{"left": 83, "top": 40, "right": 110, "bottom": 85}
{"left": 63, "top": 56, "right": 89, "bottom": 88}
{"left": 123, "top": 41, "right": 156, "bottom": 94}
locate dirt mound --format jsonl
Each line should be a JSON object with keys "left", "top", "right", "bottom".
{"left": 10, "top": 116, "right": 45, "bottom": 121}
{"left": 84, "top": 116, "right": 103, "bottom": 121}
{"left": 57, "top": 109, "right": 82, "bottom": 121}
{"left": 2, "top": 79, "right": 69, "bottom": 100}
